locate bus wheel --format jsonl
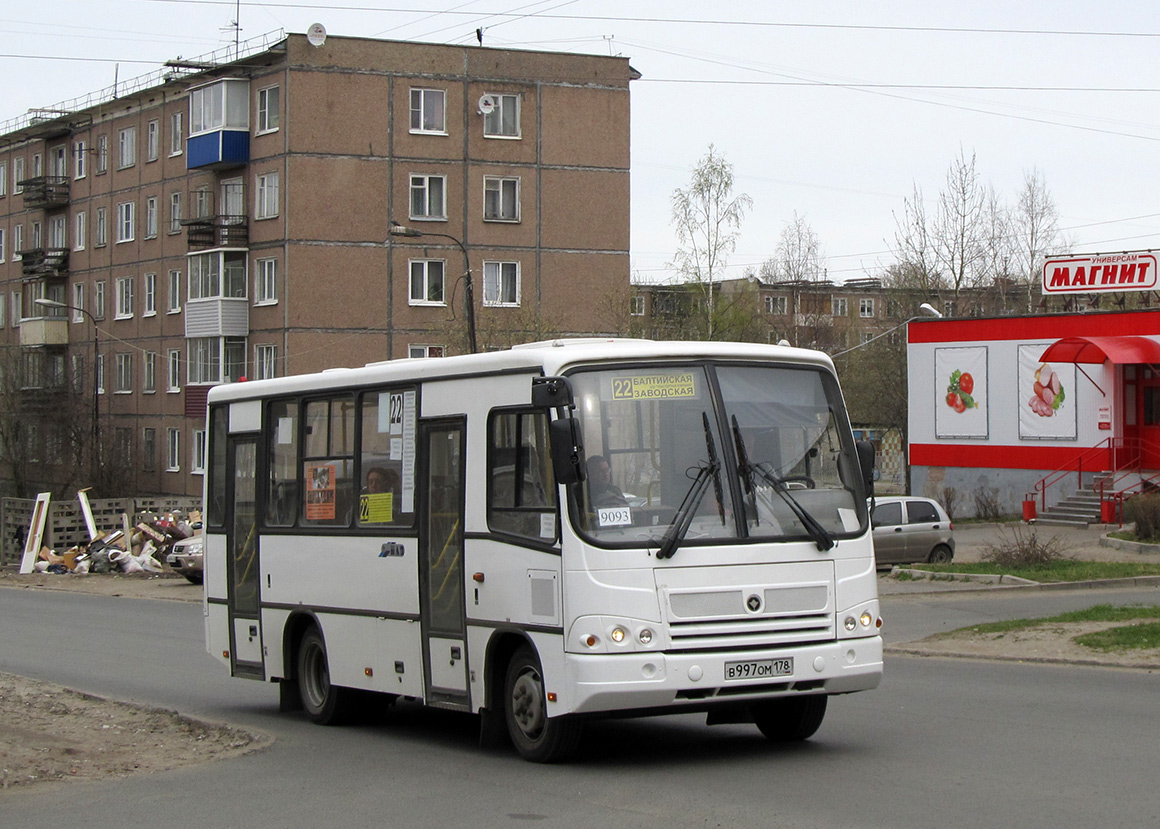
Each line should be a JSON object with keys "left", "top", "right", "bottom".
{"left": 504, "top": 645, "right": 583, "bottom": 762}
{"left": 752, "top": 695, "right": 827, "bottom": 742}
{"left": 298, "top": 626, "right": 351, "bottom": 725}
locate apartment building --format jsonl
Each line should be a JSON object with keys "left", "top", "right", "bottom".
{"left": 0, "top": 32, "right": 635, "bottom": 498}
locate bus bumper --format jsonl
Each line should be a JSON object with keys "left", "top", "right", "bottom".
{"left": 562, "top": 636, "right": 882, "bottom": 715}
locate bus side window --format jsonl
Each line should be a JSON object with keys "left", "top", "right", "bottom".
{"left": 266, "top": 400, "right": 299, "bottom": 527}
{"left": 487, "top": 410, "right": 557, "bottom": 541}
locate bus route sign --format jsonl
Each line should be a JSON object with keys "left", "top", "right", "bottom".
{"left": 611, "top": 373, "right": 697, "bottom": 400}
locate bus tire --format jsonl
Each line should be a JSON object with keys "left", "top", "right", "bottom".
{"left": 752, "top": 695, "right": 827, "bottom": 742}
{"left": 297, "top": 626, "right": 352, "bottom": 725}
{"left": 504, "top": 645, "right": 583, "bottom": 762}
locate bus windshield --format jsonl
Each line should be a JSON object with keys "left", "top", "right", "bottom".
{"left": 568, "top": 362, "right": 866, "bottom": 549}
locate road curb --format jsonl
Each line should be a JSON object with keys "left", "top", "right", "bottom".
{"left": 885, "top": 646, "right": 1160, "bottom": 671}
{"left": 885, "top": 569, "right": 1160, "bottom": 594}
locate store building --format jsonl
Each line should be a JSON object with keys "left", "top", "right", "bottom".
{"left": 0, "top": 31, "right": 635, "bottom": 498}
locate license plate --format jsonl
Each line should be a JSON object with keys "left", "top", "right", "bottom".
{"left": 724, "top": 658, "right": 793, "bottom": 681}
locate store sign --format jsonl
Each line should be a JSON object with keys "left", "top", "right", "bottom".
{"left": 1042, "top": 250, "right": 1157, "bottom": 295}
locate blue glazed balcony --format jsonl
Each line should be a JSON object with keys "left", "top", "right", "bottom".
{"left": 187, "top": 129, "right": 250, "bottom": 170}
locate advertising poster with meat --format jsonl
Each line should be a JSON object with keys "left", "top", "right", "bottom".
{"left": 935, "top": 346, "right": 989, "bottom": 439}
{"left": 1018, "top": 344, "right": 1076, "bottom": 439}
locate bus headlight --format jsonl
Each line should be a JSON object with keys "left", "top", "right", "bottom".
{"left": 638, "top": 628, "right": 653, "bottom": 645}
{"left": 838, "top": 601, "right": 881, "bottom": 640}
{"left": 610, "top": 627, "right": 626, "bottom": 643}
{"left": 569, "top": 617, "right": 666, "bottom": 653}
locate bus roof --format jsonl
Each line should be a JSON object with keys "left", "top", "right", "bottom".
{"left": 206, "top": 338, "right": 836, "bottom": 404}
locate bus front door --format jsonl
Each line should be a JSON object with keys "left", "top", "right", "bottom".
{"left": 226, "top": 436, "right": 264, "bottom": 678}
{"left": 418, "top": 418, "right": 469, "bottom": 708}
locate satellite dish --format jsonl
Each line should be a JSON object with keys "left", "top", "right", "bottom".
{"left": 307, "top": 23, "right": 327, "bottom": 47}
{"left": 477, "top": 95, "right": 495, "bottom": 115}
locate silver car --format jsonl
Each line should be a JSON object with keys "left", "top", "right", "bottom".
{"left": 871, "top": 496, "right": 955, "bottom": 566}
{"left": 166, "top": 535, "right": 204, "bottom": 584}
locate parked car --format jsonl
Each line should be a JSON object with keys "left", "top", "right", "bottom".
{"left": 871, "top": 496, "right": 955, "bottom": 566}
{"left": 166, "top": 535, "right": 204, "bottom": 584}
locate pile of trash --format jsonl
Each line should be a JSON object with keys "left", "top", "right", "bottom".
{"left": 32, "top": 512, "right": 202, "bottom": 576}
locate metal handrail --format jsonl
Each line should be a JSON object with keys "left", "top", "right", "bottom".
{"left": 1027, "top": 437, "right": 1147, "bottom": 512}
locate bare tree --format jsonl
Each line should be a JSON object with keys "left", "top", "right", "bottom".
{"left": 1010, "top": 167, "right": 1064, "bottom": 312}
{"left": 891, "top": 183, "right": 944, "bottom": 295}
{"left": 669, "top": 145, "right": 752, "bottom": 338}
{"left": 932, "top": 149, "right": 993, "bottom": 309}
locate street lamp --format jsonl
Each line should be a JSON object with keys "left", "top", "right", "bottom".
{"left": 34, "top": 297, "right": 101, "bottom": 477}
{"left": 831, "top": 302, "right": 942, "bottom": 358}
{"left": 389, "top": 221, "right": 477, "bottom": 354}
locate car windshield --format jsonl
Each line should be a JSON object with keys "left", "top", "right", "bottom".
{"left": 567, "top": 362, "right": 867, "bottom": 549}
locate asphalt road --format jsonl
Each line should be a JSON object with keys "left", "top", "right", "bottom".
{"left": 1, "top": 585, "right": 1157, "bottom": 828}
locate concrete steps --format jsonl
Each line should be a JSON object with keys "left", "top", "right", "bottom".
{"left": 1034, "top": 484, "right": 1104, "bottom": 527}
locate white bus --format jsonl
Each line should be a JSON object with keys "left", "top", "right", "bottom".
{"left": 204, "top": 339, "right": 882, "bottom": 761}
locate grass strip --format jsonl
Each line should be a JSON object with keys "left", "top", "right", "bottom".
{"left": 909, "top": 560, "right": 1160, "bottom": 583}
{"left": 939, "top": 604, "right": 1160, "bottom": 652}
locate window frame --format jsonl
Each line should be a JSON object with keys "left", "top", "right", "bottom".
{"left": 409, "top": 174, "right": 446, "bottom": 221}
{"left": 482, "top": 93, "right": 521, "bottom": 138}
{"left": 146, "top": 119, "right": 159, "bottom": 162}
{"left": 255, "top": 171, "right": 279, "bottom": 219}
{"left": 482, "top": 260, "right": 521, "bottom": 307}
{"left": 118, "top": 126, "right": 136, "bottom": 169}
{"left": 483, "top": 175, "right": 520, "bottom": 222}
{"left": 115, "top": 276, "right": 134, "bottom": 320}
{"left": 408, "top": 259, "right": 446, "bottom": 306}
{"left": 116, "top": 201, "right": 135, "bottom": 243}
{"left": 169, "top": 111, "right": 184, "bottom": 156}
{"left": 166, "top": 427, "right": 181, "bottom": 472}
{"left": 256, "top": 85, "right": 281, "bottom": 134}
{"left": 409, "top": 87, "right": 447, "bottom": 134}
{"left": 255, "top": 257, "right": 278, "bottom": 304}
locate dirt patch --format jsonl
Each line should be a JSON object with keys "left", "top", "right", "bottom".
{"left": 0, "top": 672, "right": 269, "bottom": 791}
{"left": 891, "top": 621, "right": 1160, "bottom": 670}
{"left": 0, "top": 569, "right": 202, "bottom": 602}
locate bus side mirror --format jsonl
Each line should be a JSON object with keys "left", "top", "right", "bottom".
{"left": 532, "top": 376, "right": 574, "bottom": 409}
{"left": 856, "top": 440, "right": 875, "bottom": 497}
{"left": 549, "top": 418, "right": 586, "bottom": 486}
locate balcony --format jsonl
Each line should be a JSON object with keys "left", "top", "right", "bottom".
{"left": 187, "top": 129, "right": 250, "bottom": 170}
{"left": 19, "top": 317, "right": 70, "bottom": 348}
{"left": 180, "top": 215, "right": 249, "bottom": 249}
{"left": 185, "top": 297, "right": 250, "bottom": 338}
{"left": 18, "top": 176, "right": 70, "bottom": 209}
{"left": 19, "top": 248, "right": 69, "bottom": 279}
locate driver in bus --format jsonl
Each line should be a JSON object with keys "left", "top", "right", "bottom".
{"left": 586, "top": 455, "right": 627, "bottom": 507}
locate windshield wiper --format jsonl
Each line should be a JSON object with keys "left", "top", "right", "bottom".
{"left": 731, "top": 415, "right": 758, "bottom": 524}
{"left": 749, "top": 461, "right": 835, "bottom": 552}
{"left": 656, "top": 412, "right": 723, "bottom": 560}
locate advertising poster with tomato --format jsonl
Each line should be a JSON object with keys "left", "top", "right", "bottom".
{"left": 1017, "top": 344, "right": 1076, "bottom": 439}
{"left": 935, "top": 346, "right": 989, "bottom": 439}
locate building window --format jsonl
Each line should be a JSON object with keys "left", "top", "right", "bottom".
{"left": 859, "top": 298, "right": 875, "bottom": 318}
{"left": 409, "top": 174, "right": 446, "bottom": 220}
{"left": 72, "top": 284, "right": 84, "bottom": 322}
{"left": 144, "top": 272, "right": 157, "bottom": 316}
{"left": 188, "top": 336, "right": 246, "bottom": 384}
{"left": 409, "top": 344, "right": 445, "bottom": 359}
{"left": 170, "top": 112, "right": 183, "bottom": 155}
{"left": 115, "top": 276, "right": 134, "bottom": 319}
{"left": 95, "top": 207, "right": 108, "bottom": 246}
{"left": 143, "top": 351, "right": 157, "bottom": 392}
{"left": 13, "top": 157, "right": 24, "bottom": 193}
{"left": 74, "top": 212, "right": 86, "bottom": 250}
{"left": 255, "top": 344, "right": 278, "bottom": 380}
{"left": 11, "top": 225, "right": 19, "bottom": 260}
{"left": 0, "top": 161, "right": 6, "bottom": 196}
{"left": 96, "top": 353, "right": 105, "bottom": 394}
{"left": 257, "top": 86, "right": 280, "bottom": 133}
{"left": 166, "top": 428, "right": 181, "bottom": 471}
{"left": 142, "top": 427, "right": 157, "bottom": 471}
{"left": 255, "top": 172, "right": 279, "bottom": 219}
{"left": 831, "top": 297, "right": 848, "bottom": 317}
{"left": 167, "top": 349, "right": 181, "bottom": 391}
{"left": 483, "top": 261, "right": 520, "bottom": 306}
{"left": 167, "top": 270, "right": 182, "bottom": 312}
{"left": 410, "top": 88, "right": 446, "bottom": 133}
{"left": 256, "top": 257, "right": 277, "bottom": 304}
{"left": 74, "top": 141, "right": 87, "bottom": 179}
{"left": 0, "top": 228, "right": 5, "bottom": 263}
{"left": 146, "top": 119, "right": 159, "bottom": 161}
{"left": 192, "top": 429, "right": 207, "bottom": 474}
{"left": 168, "top": 192, "right": 182, "bottom": 233}
{"left": 116, "top": 202, "right": 135, "bottom": 243}
{"left": 144, "top": 196, "right": 158, "bottom": 238}
{"left": 95, "top": 135, "right": 108, "bottom": 174}
{"left": 765, "top": 295, "right": 787, "bottom": 314}
{"left": 49, "top": 216, "right": 67, "bottom": 249}
{"left": 0, "top": 292, "right": 5, "bottom": 326}
{"left": 483, "top": 93, "right": 520, "bottom": 138}
{"left": 118, "top": 127, "right": 136, "bottom": 168}
{"left": 115, "top": 353, "right": 133, "bottom": 392}
{"left": 409, "top": 260, "right": 445, "bottom": 305}
{"left": 189, "top": 251, "right": 246, "bottom": 299}
{"left": 94, "top": 281, "right": 106, "bottom": 319}
{"left": 483, "top": 176, "right": 519, "bottom": 222}
{"left": 190, "top": 79, "right": 250, "bottom": 135}
{"left": 630, "top": 295, "right": 644, "bottom": 316}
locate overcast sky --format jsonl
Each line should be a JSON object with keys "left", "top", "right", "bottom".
{"left": 6, "top": 1, "right": 1160, "bottom": 284}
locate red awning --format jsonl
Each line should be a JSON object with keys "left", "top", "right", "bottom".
{"left": 1039, "top": 335, "right": 1160, "bottom": 365}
